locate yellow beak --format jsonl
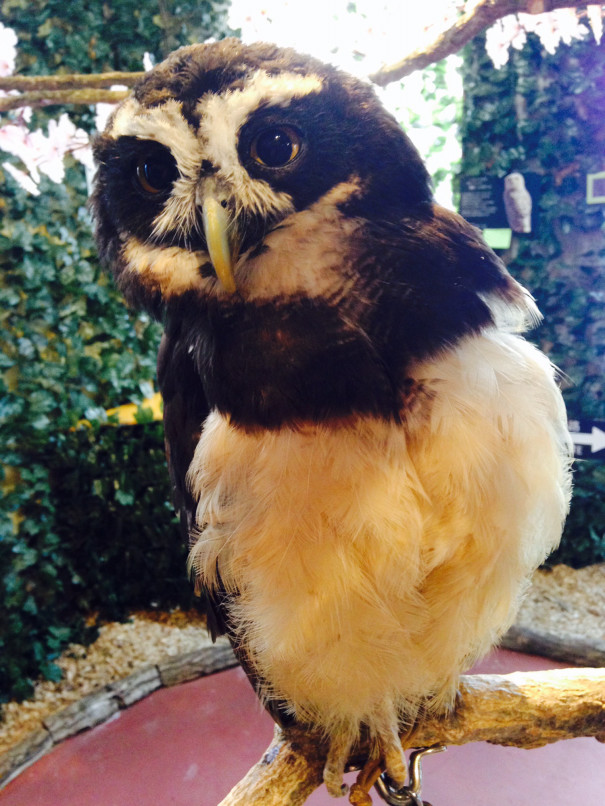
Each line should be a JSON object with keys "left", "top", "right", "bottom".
{"left": 201, "top": 197, "right": 237, "bottom": 294}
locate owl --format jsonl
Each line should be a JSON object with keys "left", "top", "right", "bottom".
{"left": 503, "top": 171, "right": 532, "bottom": 233}
{"left": 91, "top": 39, "right": 572, "bottom": 798}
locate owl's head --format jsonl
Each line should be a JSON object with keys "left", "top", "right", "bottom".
{"left": 91, "top": 38, "right": 432, "bottom": 313}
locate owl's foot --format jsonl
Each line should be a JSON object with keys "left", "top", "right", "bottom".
{"left": 376, "top": 721, "right": 408, "bottom": 790}
{"left": 323, "top": 715, "right": 409, "bottom": 798}
{"left": 324, "top": 732, "right": 354, "bottom": 797}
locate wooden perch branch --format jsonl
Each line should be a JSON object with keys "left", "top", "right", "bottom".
{"left": 0, "top": 89, "right": 132, "bottom": 113}
{"left": 0, "top": 72, "right": 144, "bottom": 112}
{"left": 218, "top": 668, "right": 605, "bottom": 806}
{"left": 0, "top": 72, "right": 144, "bottom": 92}
{"left": 369, "top": 0, "right": 599, "bottom": 86}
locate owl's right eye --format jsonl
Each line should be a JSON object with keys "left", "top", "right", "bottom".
{"left": 135, "top": 149, "right": 179, "bottom": 195}
{"left": 250, "top": 126, "right": 302, "bottom": 168}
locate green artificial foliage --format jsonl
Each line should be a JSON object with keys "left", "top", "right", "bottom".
{"left": 0, "top": 1, "right": 235, "bottom": 705}
{"left": 0, "top": 162, "right": 195, "bottom": 704}
{"left": 3, "top": 0, "right": 233, "bottom": 74}
{"left": 460, "top": 28, "right": 605, "bottom": 567}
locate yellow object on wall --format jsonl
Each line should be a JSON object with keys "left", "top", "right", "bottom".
{"left": 105, "top": 391, "right": 163, "bottom": 425}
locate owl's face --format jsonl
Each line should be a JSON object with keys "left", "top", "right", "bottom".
{"left": 91, "top": 39, "right": 431, "bottom": 313}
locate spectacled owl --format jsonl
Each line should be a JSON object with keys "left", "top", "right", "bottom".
{"left": 91, "top": 39, "right": 572, "bottom": 798}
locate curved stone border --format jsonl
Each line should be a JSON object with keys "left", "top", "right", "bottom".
{"left": 0, "top": 639, "right": 237, "bottom": 790}
{"left": 501, "top": 625, "right": 605, "bottom": 668}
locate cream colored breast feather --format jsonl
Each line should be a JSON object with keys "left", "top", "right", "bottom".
{"left": 187, "top": 326, "right": 571, "bottom": 780}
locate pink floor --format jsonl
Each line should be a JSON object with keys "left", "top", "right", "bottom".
{"left": 2, "top": 649, "right": 604, "bottom": 806}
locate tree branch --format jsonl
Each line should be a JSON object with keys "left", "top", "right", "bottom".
{"left": 369, "top": 0, "right": 599, "bottom": 86}
{"left": 0, "top": 89, "right": 132, "bottom": 113}
{"left": 0, "top": 72, "right": 144, "bottom": 113}
{"left": 218, "top": 668, "right": 605, "bottom": 806}
{"left": 0, "top": 72, "right": 144, "bottom": 92}
{"left": 0, "top": 2, "right": 601, "bottom": 113}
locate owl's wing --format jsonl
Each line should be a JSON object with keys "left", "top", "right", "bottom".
{"left": 157, "top": 328, "right": 227, "bottom": 639}
{"left": 158, "top": 327, "right": 295, "bottom": 726}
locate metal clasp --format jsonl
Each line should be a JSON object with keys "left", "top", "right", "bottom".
{"left": 374, "top": 745, "right": 447, "bottom": 806}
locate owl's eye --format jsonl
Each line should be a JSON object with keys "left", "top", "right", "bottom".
{"left": 250, "top": 127, "right": 301, "bottom": 168}
{"left": 135, "top": 151, "right": 179, "bottom": 195}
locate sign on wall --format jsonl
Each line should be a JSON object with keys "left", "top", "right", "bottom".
{"left": 568, "top": 419, "right": 605, "bottom": 460}
{"left": 459, "top": 173, "right": 541, "bottom": 235}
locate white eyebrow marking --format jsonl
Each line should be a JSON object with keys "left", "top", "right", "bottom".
{"left": 197, "top": 71, "right": 322, "bottom": 180}
{"left": 193, "top": 70, "right": 322, "bottom": 221}
{"left": 108, "top": 98, "right": 201, "bottom": 180}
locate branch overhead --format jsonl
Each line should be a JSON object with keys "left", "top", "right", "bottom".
{"left": 0, "top": 72, "right": 144, "bottom": 92}
{"left": 369, "top": 0, "right": 599, "bottom": 86}
{"left": 0, "top": 89, "right": 131, "bottom": 113}
{"left": 0, "top": 1, "right": 601, "bottom": 112}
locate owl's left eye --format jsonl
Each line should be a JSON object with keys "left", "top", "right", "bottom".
{"left": 135, "top": 149, "right": 179, "bottom": 195}
{"left": 250, "top": 126, "right": 301, "bottom": 168}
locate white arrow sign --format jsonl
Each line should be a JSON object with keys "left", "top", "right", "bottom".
{"left": 570, "top": 426, "right": 605, "bottom": 454}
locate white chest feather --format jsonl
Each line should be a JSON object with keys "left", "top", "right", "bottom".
{"left": 187, "top": 329, "right": 571, "bottom": 737}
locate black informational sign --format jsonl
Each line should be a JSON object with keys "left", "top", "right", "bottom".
{"left": 459, "top": 173, "right": 541, "bottom": 233}
{"left": 568, "top": 419, "right": 605, "bottom": 460}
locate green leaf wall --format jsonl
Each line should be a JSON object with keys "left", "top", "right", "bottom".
{"left": 0, "top": 0, "right": 234, "bottom": 706}
{"left": 460, "top": 29, "right": 605, "bottom": 567}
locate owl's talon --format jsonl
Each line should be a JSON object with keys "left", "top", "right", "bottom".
{"left": 384, "top": 764, "right": 406, "bottom": 791}
{"left": 324, "top": 760, "right": 347, "bottom": 797}
{"left": 383, "top": 729, "right": 407, "bottom": 786}
{"left": 324, "top": 733, "right": 354, "bottom": 797}
{"left": 376, "top": 711, "right": 411, "bottom": 791}
{"left": 324, "top": 761, "right": 351, "bottom": 797}
{"left": 323, "top": 775, "right": 350, "bottom": 798}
